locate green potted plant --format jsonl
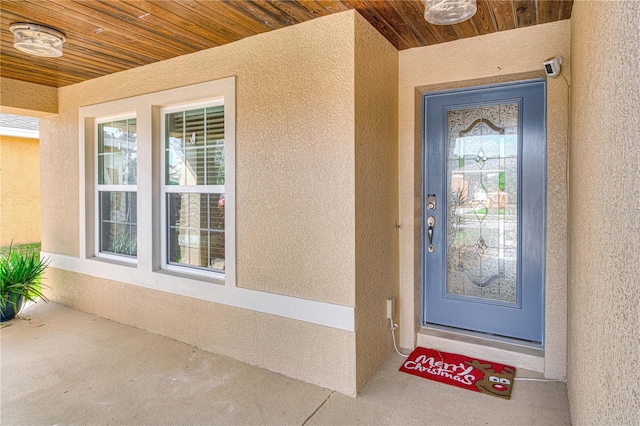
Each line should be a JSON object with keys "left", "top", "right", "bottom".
{"left": 0, "top": 244, "right": 49, "bottom": 322}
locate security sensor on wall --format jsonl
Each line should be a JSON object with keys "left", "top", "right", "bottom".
{"left": 544, "top": 56, "right": 563, "bottom": 77}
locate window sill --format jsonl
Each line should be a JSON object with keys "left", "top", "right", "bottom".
{"left": 91, "top": 254, "right": 137, "bottom": 268}
{"left": 155, "top": 267, "right": 225, "bottom": 286}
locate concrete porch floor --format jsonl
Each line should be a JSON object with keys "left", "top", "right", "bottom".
{"left": 1, "top": 303, "right": 571, "bottom": 425}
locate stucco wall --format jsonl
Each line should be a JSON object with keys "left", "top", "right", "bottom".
{"left": 0, "top": 136, "right": 41, "bottom": 246}
{"left": 42, "top": 11, "right": 356, "bottom": 305}
{"left": 0, "top": 77, "right": 57, "bottom": 116}
{"left": 398, "top": 20, "right": 570, "bottom": 377}
{"left": 39, "top": 10, "right": 400, "bottom": 396}
{"left": 568, "top": 2, "right": 640, "bottom": 424}
{"left": 353, "top": 13, "right": 399, "bottom": 390}
{"left": 45, "top": 268, "right": 355, "bottom": 394}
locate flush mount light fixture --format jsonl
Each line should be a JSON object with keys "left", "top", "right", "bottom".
{"left": 423, "top": 0, "right": 477, "bottom": 25}
{"left": 9, "top": 23, "right": 66, "bottom": 58}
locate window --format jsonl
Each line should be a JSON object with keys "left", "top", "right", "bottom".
{"left": 81, "top": 77, "right": 234, "bottom": 283}
{"left": 162, "top": 101, "right": 226, "bottom": 274}
{"left": 96, "top": 117, "right": 137, "bottom": 258}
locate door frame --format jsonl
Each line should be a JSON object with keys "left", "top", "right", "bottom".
{"left": 420, "top": 78, "right": 548, "bottom": 348}
{"left": 400, "top": 70, "right": 568, "bottom": 378}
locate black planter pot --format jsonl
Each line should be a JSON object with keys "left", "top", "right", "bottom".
{"left": 0, "top": 294, "right": 24, "bottom": 322}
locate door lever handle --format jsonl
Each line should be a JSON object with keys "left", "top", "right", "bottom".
{"left": 427, "top": 216, "right": 435, "bottom": 253}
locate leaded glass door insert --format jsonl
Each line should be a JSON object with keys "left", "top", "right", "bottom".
{"left": 447, "top": 107, "right": 518, "bottom": 303}
{"left": 423, "top": 80, "right": 546, "bottom": 343}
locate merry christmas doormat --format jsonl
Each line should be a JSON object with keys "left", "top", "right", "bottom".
{"left": 399, "top": 347, "right": 516, "bottom": 400}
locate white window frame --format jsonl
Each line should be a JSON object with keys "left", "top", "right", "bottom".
{"left": 160, "top": 98, "right": 228, "bottom": 279}
{"left": 69, "top": 76, "right": 351, "bottom": 330}
{"left": 95, "top": 113, "right": 138, "bottom": 264}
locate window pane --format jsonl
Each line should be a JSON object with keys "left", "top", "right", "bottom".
{"left": 185, "top": 108, "right": 205, "bottom": 146}
{"left": 166, "top": 106, "right": 225, "bottom": 186}
{"left": 206, "top": 106, "right": 224, "bottom": 142}
{"left": 98, "top": 119, "right": 137, "bottom": 185}
{"left": 166, "top": 111, "right": 184, "bottom": 149}
{"left": 167, "top": 193, "right": 225, "bottom": 271}
{"left": 167, "top": 148, "right": 207, "bottom": 185}
{"left": 99, "top": 191, "right": 137, "bottom": 257}
{"left": 206, "top": 145, "right": 225, "bottom": 185}
{"left": 206, "top": 106, "right": 225, "bottom": 185}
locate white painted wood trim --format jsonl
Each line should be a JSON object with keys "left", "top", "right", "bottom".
{"left": 0, "top": 127, "right": 39, "bottom": 138}
{"left": 43, "top": 252, "right": 355, "bottom": 332}
{"left": 75, "top": 77, "right": 353, "bottom": 332}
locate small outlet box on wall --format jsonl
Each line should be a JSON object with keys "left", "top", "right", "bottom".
{"left": 386, "top": 297, "right": 395, "bottom": 320}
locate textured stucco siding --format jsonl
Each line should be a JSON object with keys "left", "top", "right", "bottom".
{"left": 398, "top": 20, "right": 570, "bottom": 377}
{"left": 0, "top": 136, "right": 41, "bottom": 246}
{"left": 568, "top": 1, "right": 640, "bottom": 424}
{"left": 36, "top": 10, "right": 404, "bottom": 396}
{"left": 45, "top": 268, "right": 356, "bottom": 395}
{"left": 42, "top": 12, "right": 356, "bottom": 306}
{"left": 353, "top": 13, "right": 399, "bottom": 391}
{"left": 39, "top": 11, "right": 361, "bottom": 395}
{"left": 0, "top": 77, "right": 57, "bottom": 116}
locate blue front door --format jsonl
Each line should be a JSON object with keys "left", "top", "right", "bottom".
{"left": 423, "top": 80, "right": 546, "bottom": 343}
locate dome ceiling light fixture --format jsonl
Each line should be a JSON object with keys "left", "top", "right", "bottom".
{"left": 422, "top": 0, "right": 478, "bottom": 26}
{"left": 9, "top": 23, "right": 66, "bottom": 58}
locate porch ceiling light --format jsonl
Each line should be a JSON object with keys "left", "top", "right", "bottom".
{"left": 422, "top": 0, "right": 477, "bottom": 25}
{"left": 9, "top": 23, "right": 66, "bottom": 58}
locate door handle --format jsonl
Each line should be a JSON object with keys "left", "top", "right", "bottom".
{"left": 427, "top": 216, "right": 435, "bottom": 253}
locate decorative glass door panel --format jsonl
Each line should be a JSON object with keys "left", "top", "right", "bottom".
{"left": 447, "top": 105, "right": 518, "bottom": 303}
{"left": 423, "top": 80, "right": 546, "bottom": 344}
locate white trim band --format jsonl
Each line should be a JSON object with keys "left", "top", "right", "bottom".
{"left": 44, "top": 252, "right": 355, "bottom": 332}
{"left": 0, "top": 127, "right": 39, "bottom": 138}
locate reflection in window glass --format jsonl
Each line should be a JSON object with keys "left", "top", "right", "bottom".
{"left": 165, "top": 106, "right": 224, "bottom": 186}
{"left": 167, "top": 193, "right": 225, "bottom": 271}
{"left": 98, "top": 119, "right": 137, "bottom": 185}
{"left": 99, "top": 191, "right": 137, "bottom": 257}
{"left": 97, "top": 118, "right": 137, "bottom": 259}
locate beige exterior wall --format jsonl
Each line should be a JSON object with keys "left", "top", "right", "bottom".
{"left": 568, "top": 1, "right": 640, "bottom": 424}
{"left": 353, "top": 14, "right": 399, "bottom": 390}
{"left": 0, "top": 77, "right": 57, "bottom": 116}
{"left": 43, "top": 11, "right": 356, "bottom": 303}
{"left": 0, "top": 135, "right": 41, "bottom": 246}
{"left": 40, "top": 11, "right": 398, "bottom": 395}
{"left": 398, "top": 20, "right": 570, "bottom": 377}
{"left": 45, "top": 268, "right": 356, "bottom": 394}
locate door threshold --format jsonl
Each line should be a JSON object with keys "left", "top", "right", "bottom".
{"left": 417, "top": 325, "right": 545, "bottom": 374}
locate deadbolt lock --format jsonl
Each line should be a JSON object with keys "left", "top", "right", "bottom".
{"left": 427, "top": 194, "right": 436, "bottom": 210}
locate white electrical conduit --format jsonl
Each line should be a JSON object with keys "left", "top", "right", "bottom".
{"left": 389, "top": 318, "right": 411, "bottom": 358}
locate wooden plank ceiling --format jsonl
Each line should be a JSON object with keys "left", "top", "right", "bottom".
{"left": 0, "top": 0, "right": 572, "bottom": 88}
